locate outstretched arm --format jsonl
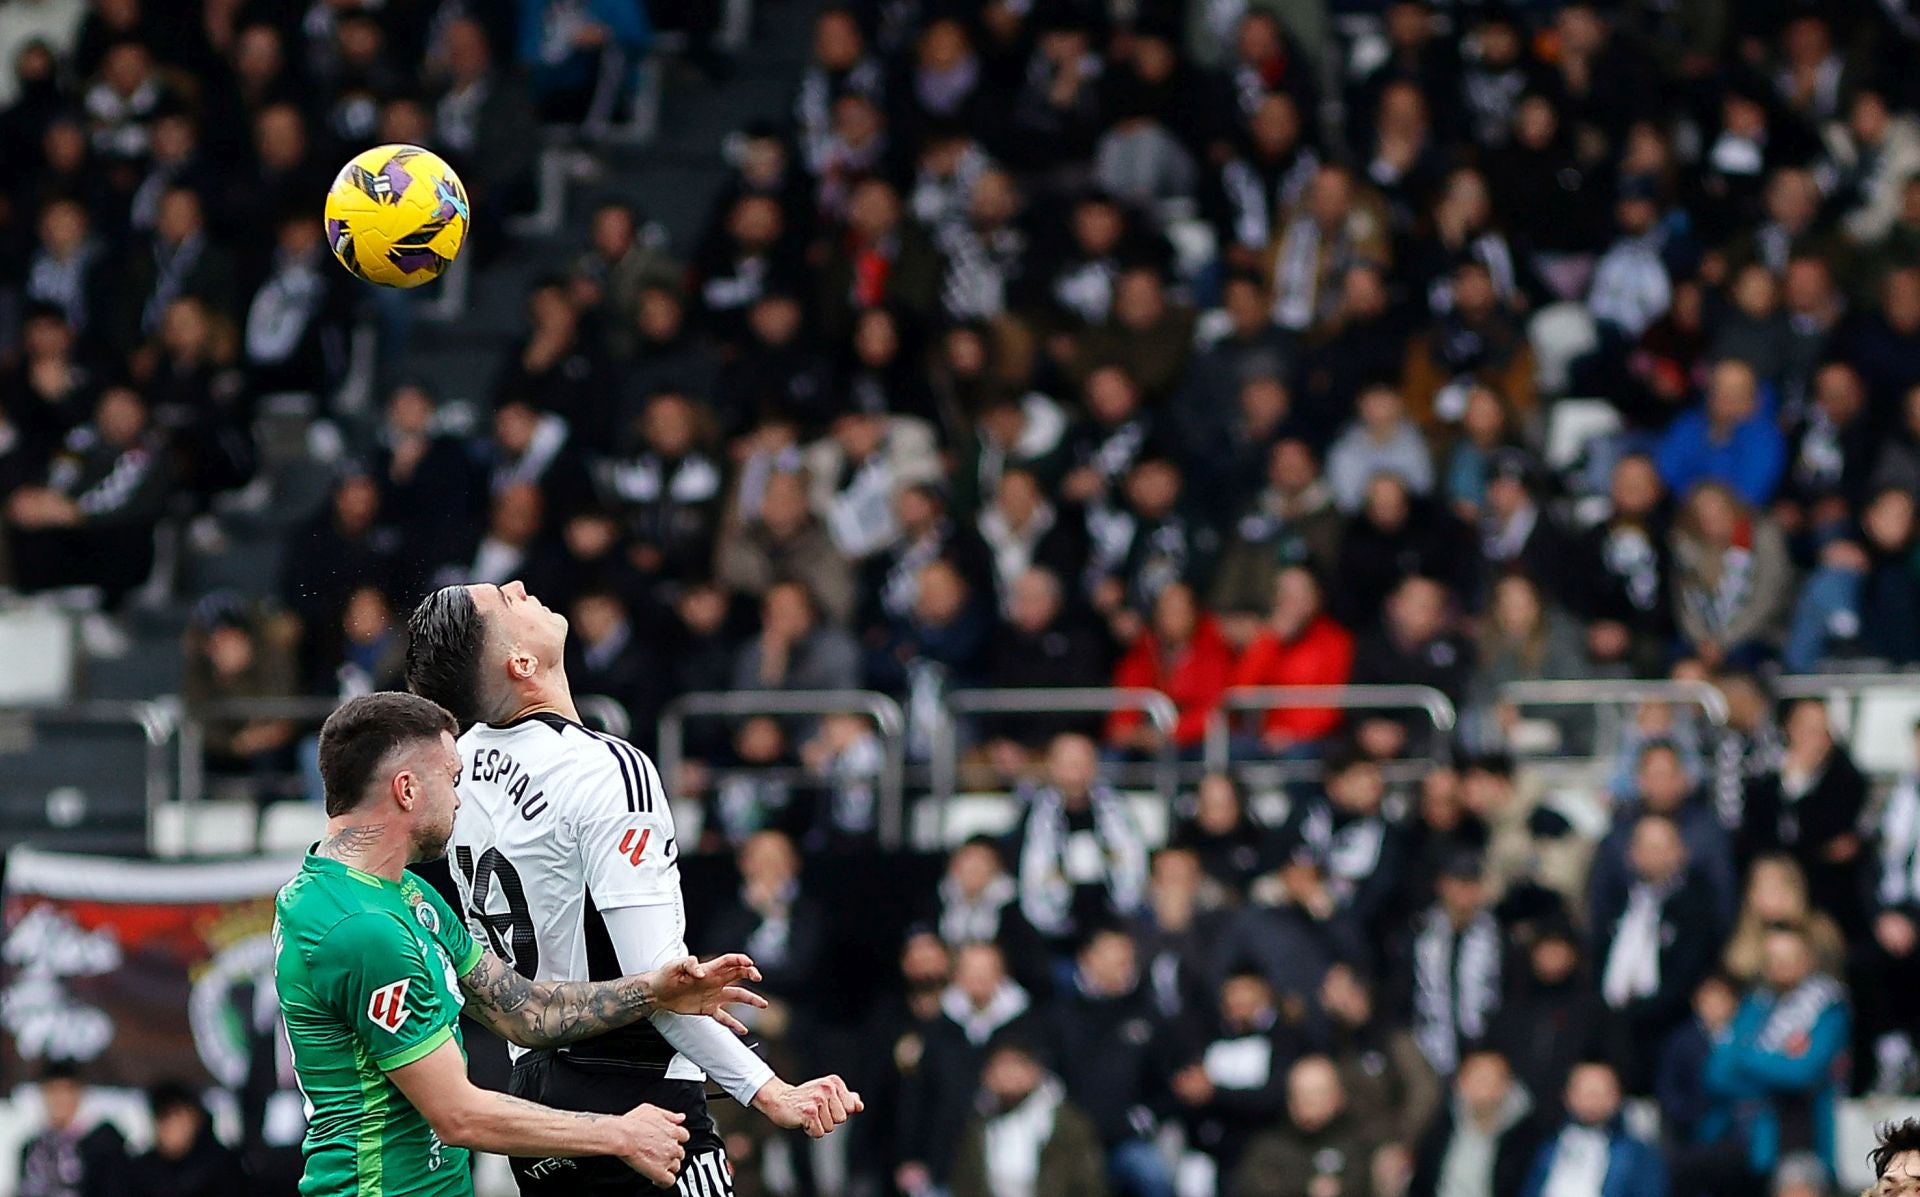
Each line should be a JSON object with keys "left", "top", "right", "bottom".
{"left": 459, "top": 949, "right": 765, "bottom": 1050}
{"left": 388, "top": 1037, "right": 689, "bottom": 1185}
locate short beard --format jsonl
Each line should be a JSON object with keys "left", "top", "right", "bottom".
{"left": 409, "top": 818, "right": 453, "bottom": 864}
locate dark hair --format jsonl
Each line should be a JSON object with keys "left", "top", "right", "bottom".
{"left": 317, "top": 692, "right": 457, "bottom": 817}
{"left": 1873, "top": 1119, "right": 1920, "bottom": 1178}
{"left": 147, "top": 1080, "right": 202, "bottom": 1120}
{"left": 405, "top": 586, "right": 490, "bottom": 723}
{"left": 39, "top": 1059, "right": 81, "bottom": 1084}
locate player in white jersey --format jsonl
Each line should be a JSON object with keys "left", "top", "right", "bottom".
{"left": 404, "top": 580, "right": 861, "bottom": 1196}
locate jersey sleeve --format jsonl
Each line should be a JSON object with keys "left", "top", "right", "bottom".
{"left": 310, "top": 912, "right": 464, "bottom": 1071}
{"left": 571, "top": 736, "right": 681, "bottom": 911}
{"left": 420, "top": 882, "right": 484, "bottom": 975}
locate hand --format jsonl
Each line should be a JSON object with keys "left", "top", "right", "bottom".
{"left": 647, "top": 955, "right": 767, "bottom": 1034}
{"left": 614, "top": 1104, "right": 687, "bottom": 1187}
{"left": 1878, "top": 911, "right": 1918, "bottom": 958}
{"left": 752, "top": 1075, "right": 863, "bottom": 1138}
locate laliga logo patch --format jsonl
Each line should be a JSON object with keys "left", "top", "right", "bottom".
{"left": 368, "top": 979, "right": 411, "bottom": 1032}
{"left": 617, "top": 828, "right": 651, "bottom": 867}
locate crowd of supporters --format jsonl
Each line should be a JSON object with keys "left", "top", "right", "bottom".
{"left": 13, "top": 0, "right": 1920, "bottom": 1195}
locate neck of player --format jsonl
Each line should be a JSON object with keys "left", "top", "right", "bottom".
{"left": 501, "top": 671, "right": 580, "bottom": 726}
{"left": 316, "top": 818, "right": 412, "bottom": 882}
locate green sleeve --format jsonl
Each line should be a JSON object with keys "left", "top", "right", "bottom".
{"left": 311, "top": 912, "right": 463, "bottom": 1071}
{"left": 420, "top": 882, "right": 483, "bottom": 974}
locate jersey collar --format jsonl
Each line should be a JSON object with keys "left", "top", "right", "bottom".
{"left": 482, "top": 710, "right": 578, "bottom": 733}
{"left": 304, "top": 848, "right": 402, "bottom": 891}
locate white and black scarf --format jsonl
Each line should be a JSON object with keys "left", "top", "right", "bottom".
{"left": 1758, "top": 974, "right": 1843, "bottom": 1053}
{"left": 939, "top": 872, "right": 1018, "bottom": 945}
{"left": 941, "top": 978, "right": 1030, "bottom": 1045}
{"left": 1018, "top": 784, "right": 1148, "bottom": 937}
{"left": 1879, "top": 775, "right": 1920, "bottom": 909}
{"left": 1413, "top": 907, "right": 1502, "bottom": 1076}
{"left": 1602, "top": 878, "right": 1676, "bottom": 1009}
{"left": 982, "top": 1077, "right": 1063, "bottom": 1197}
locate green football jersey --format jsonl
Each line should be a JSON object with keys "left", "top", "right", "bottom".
{"left": 274, "top": 853, "right": 485, "bottom": 1197}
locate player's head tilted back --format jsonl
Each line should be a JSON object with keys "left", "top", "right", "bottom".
{"left": 316, "top": 691, "right": 461, "bottom": 861}
{"left": 404, "top": 580, "right": 569, "bottom": 724}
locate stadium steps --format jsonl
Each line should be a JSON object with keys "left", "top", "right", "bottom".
{"left": 401, "top": 0, "right": 819, "bottom": 408}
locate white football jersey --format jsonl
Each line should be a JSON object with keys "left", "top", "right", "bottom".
{"left": 451, "top": 711, "right": 697, "bottom": 1074}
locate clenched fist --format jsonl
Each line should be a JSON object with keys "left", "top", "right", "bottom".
{"left": 752, "top": 1075, "right": 865, "bottom": 1138}
{"left": 616, "top": 1105, "right": 689, "bottom": 1187}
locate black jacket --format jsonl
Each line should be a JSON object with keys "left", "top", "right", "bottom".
{"left": 1045, "top": 981, "right": 1188, "bottom": 1147}
{"left": 128, "top": 1124, "right": 247, "bottom": 1197}
{"left": 1741, "top": 749, "right": 1870, "bottom": 933}
{"left": 1593, "top": 870, "right": 1723, "bottom": 1047}
{"left": 1408, "top": 1095, "right": 1548, "bottom": 1197}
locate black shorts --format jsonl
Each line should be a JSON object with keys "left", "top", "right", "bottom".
{"left": 507, "top": 1049, "right": 734, "bottom": 1197}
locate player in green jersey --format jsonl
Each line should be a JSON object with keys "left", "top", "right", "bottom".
{"left": 275, "top": 691, "right": 767, "bottom": 1196}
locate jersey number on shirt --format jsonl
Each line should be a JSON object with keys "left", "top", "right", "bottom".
{"left": 453, "top": 846, "right": 540, "bottom": 979}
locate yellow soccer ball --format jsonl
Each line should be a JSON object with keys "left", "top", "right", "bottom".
{"left": 323, "top": 144, "right": 470, "bottom": 288}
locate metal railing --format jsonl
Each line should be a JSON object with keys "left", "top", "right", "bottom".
{"left": 932, "top": 688, "right": 1180, "bottom": 832}
{"left": 1203, "top": 685, "right": 1457, "bottom": 774}
{"left": 1497, "top": 679, "right": 1730, "bottom": 726}
{"left": 657, "top": 691, "right": 908, "bottom": 849}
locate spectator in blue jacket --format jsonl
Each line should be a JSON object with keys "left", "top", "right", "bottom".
{"left": 517, "top": 0, "right": 650, "bottom": 131}
{"left": 1688, "top": 924, "right": 1849, "bottom": 1193}
{"left": 1518, "top": 1059, "right": 1667, "bottom": 1197}
{"left": 1654, "top": 360, "right": 1786, "bottom": 508}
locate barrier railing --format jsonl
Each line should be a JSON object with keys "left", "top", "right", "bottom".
{"left": 1497, "top": 679, "right": 1730, "bottom": 726}
{"left": 932, "top": 688, "right": 1180, "bottom": 834}
{"left": 1773, "top": 673, "right": 1920, "bottom": 777}
{"left": 657, "top": 691, "right": 908, "bottom": 849}
{"left": 1202, "top": 685, "right": 1457, "bottom": 774}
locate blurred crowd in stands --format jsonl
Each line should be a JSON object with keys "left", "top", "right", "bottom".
{"left": 12, "top": 0, "right": 1920, "bottom": 1194}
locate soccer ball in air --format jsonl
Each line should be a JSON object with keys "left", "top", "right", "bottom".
{"left": 323, "top": 144, "right": 470, "bottom": 288}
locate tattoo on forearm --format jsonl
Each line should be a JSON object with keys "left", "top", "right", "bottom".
{"left": 317, "top": 823, "right": 385, "bottom": 864}
{"left": 461, "top": 952, "right": 655, "bottom": 1049}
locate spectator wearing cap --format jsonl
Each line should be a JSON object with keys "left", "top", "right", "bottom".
{"left": 1273, "top": 747, "right": 1406, "bottom": 950}
{"left": 1595, "top": 814, "right": 1721, "bottom": 1092}
{"left": 1394, "top": 849, "right": 1502, "bottom": 1080}
{"left": 1689, "top": 924, "right": 1849, "bottom": 1188}
{"left": 1588, "top": 174, "right": 1674, "bottom": 344}
{"left": 1210, "top": 439, "right": 1344, "bottom": 622}
{"left": 1227, "top": 565, "right": 1353, "bottom": 755}
{"left": 1407, "top": 1044, "right": 1547, "bottom": 1197}
{"left": 1401, "top": 261, "right": 1536, "bottom": 431}
{"left": 1231, "top": 1055, "right": 1383, "bottom": 1197}
{"left": 1493, "top": 919, "right": 1608, "bottom": 1112}
{"left": 1516, "top": 1060, "right": 1666, "bottom": 1197}
{"left": 948, "top": 1038, "right": 1108, "bottom": 1197}
{"left": 1013, "top": 734, "right": 1149, "bottom": 951}
{"left": 1456, "top": 754, "right": 1593, "bottom": 922}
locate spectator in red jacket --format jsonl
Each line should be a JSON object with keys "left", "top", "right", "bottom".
{"left": 1229, "top": 565, "right": 1355, "bottom": 757}
{"left": 1107, "top": 582, "right": 1235, "bottom": 755}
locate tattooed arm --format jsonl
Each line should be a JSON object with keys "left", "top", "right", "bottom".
{"left": 459, "top": 950, "right": 764, "bottom": 1049}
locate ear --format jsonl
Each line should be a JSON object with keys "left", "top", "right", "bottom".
{"left": 507, "top": 645, "right": 539, "bottom": 682}
{"left": 392, "top": 769, "right": 418, "bottom": 812}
